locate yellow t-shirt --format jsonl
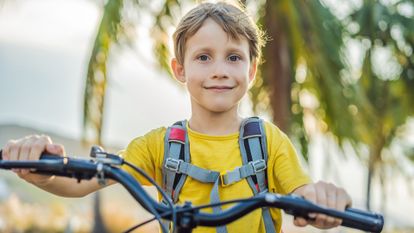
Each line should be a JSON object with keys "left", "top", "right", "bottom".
{"left": 121, "top": 120, "right": 311, "bottom": 233}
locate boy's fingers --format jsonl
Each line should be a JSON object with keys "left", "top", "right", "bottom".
{"left": 315, "top": 181, "right": 328, "bottom": 207}
{"left": 301, "top": 185, "right": 317, "bottom": 203}
{"left": 294, "top": 184, "right": 318, "bottom": 219}
{"left": 314, "top": 182, "right": 328, "bottom": 226}
{"left": 2, "top": 140, "right": 17, "bottom": 160}
{"left": 28, "top": 137, "right": 51, "bottom": 176}
{"left": 9, "top": 140, "right": 24, "bottom": 173}
{"left": 20, "top": 137, "right": 37, "bottom": 161}
{"left": 333, "top": 217, "right": 342, "bottom": 227}
{"left": 326, "top": 183, "right": 337, "bottom": 208}
{"left": 17, "top": 136, "right": 38, "bottom": 175}
{"left": 29, "top": 135, "right": 53, "bottom": 160}
{"left": 17, "top": 170, "right": 29, "bottom": 177}
{"left": 9, "top": 139, "right": 23, "bottom": 161}
{"left": 314, "top": 214, "right": 328, "bottom": 228}
{"left": 45, "top": 143, "right": 65, "bottom": 156}
{"left": 337, "top": 187, "right": 352, "bottom": 210}
{"left": 294, "top": 182, "right": 352, "bottom": 229}
{"left": 325, "top": 183, "right": 339, "bottom": 226}
{"left": 293, "top": 217, "right": 308, "bottom": 227}
{"left": 29, "top": 140, "right": 46, "bottom": 161}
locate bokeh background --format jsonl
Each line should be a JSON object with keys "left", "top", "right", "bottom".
{"left": 0, "top": 0, "right": 413, "bottom": 232}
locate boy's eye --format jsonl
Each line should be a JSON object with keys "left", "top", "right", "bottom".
{"left": 228, "top": 55, "right": 241, "bottom": 62}
{"left": 198, "top": 55, "right": 209, "bottom": 61}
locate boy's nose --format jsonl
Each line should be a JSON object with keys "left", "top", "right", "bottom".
{"left": 211, "top": 62, "right": 229, "bottom": 79}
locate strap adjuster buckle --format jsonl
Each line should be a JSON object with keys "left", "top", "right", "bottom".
{"left": 250, "top": 159, "right": 266, "bottom": 173}
{"left": 165, "top": 158, "right": 181, "bottom": 173}
{"left": 220, "top": 171, "right": 231, "bottom": 187}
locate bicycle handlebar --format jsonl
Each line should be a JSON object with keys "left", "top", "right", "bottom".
{"left": 0, "top": 150, "right": 384, "bottom": 232}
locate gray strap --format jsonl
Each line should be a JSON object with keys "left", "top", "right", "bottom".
{"left": 220, "top": 165, "right": 252, "bottom": 185}
{"left": 165, "top": 158, "right": 220, "bottom": 183}
{"left": 173, "top": 120, "right": 191, "bottom": 203}
{"left": 221, "top": 160, "right": 266, "bottom": 186}
{"left": 164, "top": 142, "right": 182, "bottom": 196}
{"left": 262, "top": 207, "right": 276, "bottom": 233}
{"left": 165, "top": 160, "right": 227, "bottom": 233}
{"left": 258, "top": 119, "right": 269, "bottom": 162}
{"left": 248, "top": 137, "right": 267, "bottom": 192}
{"left": 178, "top": 161, "right": 220, "bottom": 183}
{"left": 258, "top": 118, "right": 270, "bottom": 193}
{"left": 210, "top": 178, "right": 228, "bottom": 233}
{"left": 172, "top": 120, "right": 189, "bottom": 202}
{"left": 160, "top": 200, "right": 172, "bottom": 231}
{"left": 160, "top": 219, "right": 170, "bottom": 232}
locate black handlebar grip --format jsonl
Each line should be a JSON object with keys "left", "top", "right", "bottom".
{"left": 343, "top": 208, "right": 384, "bottom": 232}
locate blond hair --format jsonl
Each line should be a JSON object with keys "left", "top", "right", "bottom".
{"left": 173, "top": 1, "right": 266, "bottom": 65}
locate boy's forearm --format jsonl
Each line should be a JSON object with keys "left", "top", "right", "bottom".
{"left": 30, "top": 176, "right": 113, "bottom": 197}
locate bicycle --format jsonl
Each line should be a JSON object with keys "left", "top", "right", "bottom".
{"left": 0, "top": 147, "right": 384, "bottom": 233}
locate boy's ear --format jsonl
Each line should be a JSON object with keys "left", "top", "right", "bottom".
{"left": 171, "top": 58, "right": 186, "bottom": 83}
{"left": 248, "top": 60, "right": 258, "bottom": 83}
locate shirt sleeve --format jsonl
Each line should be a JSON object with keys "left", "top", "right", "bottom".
{"left": 119, "top": 127, "right": 166, "bottom": 186}
{"left": 265, "top": 121, "right": 312, "bottom": 194}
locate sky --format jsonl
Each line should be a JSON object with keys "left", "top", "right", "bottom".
{"left": 0, "top": 0, "right": 194, "bottom": 147}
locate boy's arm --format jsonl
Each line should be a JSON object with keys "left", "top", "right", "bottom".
{"left": 2, "top": 134, "right": 114, "bottom": 197}
{"left": 292, "top": 181, "right": 352, "bottom": 229}
{"left": 22, "top": 174, "right": 115, "bottom": 197}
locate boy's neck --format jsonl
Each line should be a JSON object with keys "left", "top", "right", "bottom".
{"left": 188, "top": 111, "right": 242, "bottom": 136}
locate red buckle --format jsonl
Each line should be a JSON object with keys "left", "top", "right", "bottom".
{"left": 169, "top": 128, "right": 186, "bottom": 143}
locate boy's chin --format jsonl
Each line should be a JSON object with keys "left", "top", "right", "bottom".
{"left": 205, "top": 105, "right": 238, "bottom": 114}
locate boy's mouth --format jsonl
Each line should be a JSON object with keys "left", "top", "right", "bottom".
{"left": 204, "top": 86, "right": 234, "bottom": 90}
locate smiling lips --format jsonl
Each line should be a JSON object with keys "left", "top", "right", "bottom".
{"left": 204, "top": 86, "right": 234, "bottom": 92}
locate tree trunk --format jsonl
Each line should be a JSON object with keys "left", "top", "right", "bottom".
{"left": 379, "top": 170, "right": 386, "bottom": 214}
{"left": 263, "top": 0, "right": 292, "bottom": 133}
{"left": 92, "top": 191, "right": 108, "bottom": 233}
{"left": 366, "top": 159, "right": 374, "bottom": 211}
{"left": 366, "top": 135, "right": 385, "bottom": 211}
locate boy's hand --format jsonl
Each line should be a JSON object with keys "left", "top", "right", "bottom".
{"left": 292, "top": 181, "right": 352, "bottom": 229}
{"left": 2, "top": 135, "right": 65, "bottom": 186}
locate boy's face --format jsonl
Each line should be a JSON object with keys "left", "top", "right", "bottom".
{"left": 172, "top": 18, "right": 257, "bottom": 114}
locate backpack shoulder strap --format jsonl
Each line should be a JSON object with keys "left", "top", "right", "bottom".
{"left": 162, "top": 120, "right": 189, "bottom": 203}
{"left": 241, "top": 117, "right": 276, "bottom": 233}
{"left": 239, "top": 117, "right": 268, "bottom": 193}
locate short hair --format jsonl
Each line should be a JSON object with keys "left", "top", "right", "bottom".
{"left": 173, "top": 1, "right": 266, "bottom": 65}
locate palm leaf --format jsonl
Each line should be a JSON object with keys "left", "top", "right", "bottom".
{"left": 83, "top": 0, "right": 124, "bottom": 145}
{"left": 82, "top": 0, "right": 182, "bottom": 145}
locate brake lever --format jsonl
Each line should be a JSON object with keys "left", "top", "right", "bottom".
{"left": 89, "top": 146, "right": 123, "bottom": 166}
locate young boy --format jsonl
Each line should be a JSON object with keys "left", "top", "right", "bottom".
{"left": 2, "top": 1, "right": 351, "bottom": 232}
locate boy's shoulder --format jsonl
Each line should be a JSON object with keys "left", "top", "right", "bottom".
{"left": 260, "top": 119, "right": 292, "bottom": 153}
{"left": 128, "top": 126, "right": 167, "bottom": 147}
{"left": 259, "top": 118, "right": 286, "bottom": 137}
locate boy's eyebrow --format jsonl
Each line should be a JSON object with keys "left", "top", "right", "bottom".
{"left": 189, "top": 46, "right": 248, "bottom": 56}
{"left": 226, "top": 47, "right": 247, "bottom": 55}
{"left": 190, "top": 47, "right": 213, "bottom": 54}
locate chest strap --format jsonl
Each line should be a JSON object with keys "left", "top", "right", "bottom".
{"left": 165, "top": 158, "right": 220, "bottom": 183}
{"left": 220, "top": 159, "right": 266, "bottom": 186}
